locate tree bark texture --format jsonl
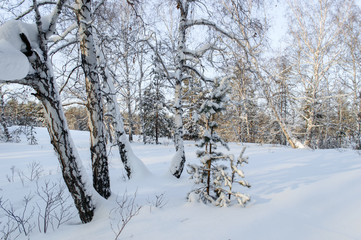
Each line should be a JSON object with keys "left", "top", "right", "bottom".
{"left": 30, "top": 59, "right": 95, "bottom": 223}
{"left": 102, "top": 75, "right": 133, "bottom": 178}
{"left": 0, "top": 0, "right": 96, "bottom": 223}
{"left": 76, "top": 0, "right": 111, "bottom": 199}
{"left": 98, "top": 50, "right": 148, "bottom": 179}
{"left": 169, "top": 0, "right": 188, "bottom": 178}
{"left": 0, "top": 94, "right": 12, "bottom": 142}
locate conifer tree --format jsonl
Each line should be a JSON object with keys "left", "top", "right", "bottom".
{"left": 188, "top": 80, "right": 250, "bottom": 206}
{"left": 141, "top": 69, "right": 172, "bottom": 144}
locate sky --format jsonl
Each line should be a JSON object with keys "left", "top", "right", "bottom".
{"left": 268, "top": 3, "right": 288, "bottom": 50}
{"left": 268, "top": 0, "right": 361, "bottom": 51}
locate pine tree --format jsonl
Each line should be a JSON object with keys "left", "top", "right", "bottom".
{"left": 183, "top": 77, "right": 203, "bottom": 141}
{"left": 141, "top": 69, "right": 172, "bottom": 144}
{"left": 187, "top": 80, "right": 250, "bottom": 207}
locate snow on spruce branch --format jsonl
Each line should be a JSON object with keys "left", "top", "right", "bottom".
{"left": 187, "top": 79, "right": 250, "bottom": 207}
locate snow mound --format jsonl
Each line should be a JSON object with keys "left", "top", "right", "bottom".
{"left": 0, "top": 20, "right": 40, "bottom": 81}
{"left": 0, "top": 39, "right": 30, "bottom": 80}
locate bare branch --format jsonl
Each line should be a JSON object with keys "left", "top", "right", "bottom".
{"left": 185, "top": 19, "right": 245, "bottom": 47}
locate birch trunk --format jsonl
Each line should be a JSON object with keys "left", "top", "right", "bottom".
{"left": 169, "top": 0, "right": 188, "bottom": 178}
{"left": 101, "top": 67, "right": 149, "bottom": 179}
{"left": 125, "top": 59, "right": 134, "bottom": 142}
{"left": 138, "top": 53, "right": 146, "bottom": 144}
{"left": 32, "top": 74, "right": 95, "bottom": 223}
{"left": 96, "top": 45, "right": 149, "bottom": 179}
{"left": 27, "top": 45, "right": 95, "bottom": 224}
{"left": 304, "top": 110, "right": 315, "bottom": 148}
{"left": 0, "top": 92, "right": 12, "bottom": 142}
{"left": 75, "top": 0, "right": 110, "bottom": 199}
{"left": 0, "top": 0, "right": 96, "bottom": 223}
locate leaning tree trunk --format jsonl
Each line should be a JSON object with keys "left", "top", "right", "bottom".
{"left": 33, "top": 3, "right": 95, "bottom": 223}
{"left": 33, "top": 78, "right": 95, "bottom": 223}
{"left": 29, "top": 55, "right": 95, "bottom": 224}
{"left": 99, "top": 58, "right": 149, "bottom": 179}
{"left": 169, "top": 0, "right": 188, "bottom": 178}
{"left": 269, "top": 102, "right": 301, "bottom": 149}
{"left": 75, "top": 0, "right": 111, "bottom": 199}
{"left": 0, "top": 0, "right": 95, "bottom": 223}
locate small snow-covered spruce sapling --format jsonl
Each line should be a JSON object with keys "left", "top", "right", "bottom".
{"left": 187, "top": 80, "right": 250, "bottom": 207}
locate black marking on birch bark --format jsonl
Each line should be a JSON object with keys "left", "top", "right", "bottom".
{"left": 26, "top": 59, "right": 95, "bottom": 223}
{"left": 116, "top": 131, "right": 132, "bottom": 178}
{"left": 35, "top": 80, "right": 95, "bottom": 223}
{"left": 11, "top": 0, "right": 97, "bottom": 224}
{"left": 19, "top": 33, "right": 33, "bottom": 56}
{"left": 173, "top": 151, "right": 186, "bottom": 178}
{"left": 77, "top": 4, "right": 111, "bottom": 199}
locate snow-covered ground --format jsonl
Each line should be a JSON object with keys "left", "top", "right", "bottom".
{"left": 0, "top": 127, "right": 360, "bottom": 240}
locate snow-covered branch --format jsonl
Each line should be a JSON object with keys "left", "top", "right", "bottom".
{"left": 183, "top": 64, "right": 212, "bottom": 83}
{"left": 185, "top": 19, "right": 245, "bottom": 47}
{"left": 15, "top": 1, "right": 57, "bottom": 20}
{"left": 47, "top": 0, "right": 68, "bottom": 37}
{"left": 141, "top": 35, "right": 176, "bottom": 86}
{"left": 92, "top": 0, "right": 105, "bottom": 14}
{"left": 0, "top": 74, "right": 38, "bottom": 85}
{"left": 49, "top": 38, "right": 77, "bottom": 56}
{"left": 62, "top": 101, "right": 86, "bottom": 107}
{"left": 183, "top": 43, "right": 215, "bottom": 59}
{"left": 33, "top": 0, "right": 49, "bottom": 61}
{"left": 49, "top": 22, "right": 77, "bottom": 43}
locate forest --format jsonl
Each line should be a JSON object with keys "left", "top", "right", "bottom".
{"left": 0, "top": 0, "right": 361, "bottom": 238}
{"left": 2, "top": 0, "right": 361, "bottom": 149}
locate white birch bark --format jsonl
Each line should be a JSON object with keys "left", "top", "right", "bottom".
{"left": 75, "top": 0, "right": 111, "bottom": 199}
{"left": 98, "top": 57, "right": 149, "bottom": 179}
{"left": 0, "top": 0, "right": 96, "bottom": 223}
{"left": 169, "top": 0, "right": 188, "bottom": 178}
{"left": 31, "top": 68, "right": 95, "bottom": 223}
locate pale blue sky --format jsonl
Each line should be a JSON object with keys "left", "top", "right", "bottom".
{"left": 268, "top": 0, "right": 361, "bottom": 51}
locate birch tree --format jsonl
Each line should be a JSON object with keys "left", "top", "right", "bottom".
{"left": 0, "top": 0, "right": 95, "bottom": 223}
{"left": 0, "top": 87, "right": 12, "bottom": 142}
{"left": 75, "top": 0, "right": 111, "bottom": 199}
{"left": 287, "top": 0, "right": 353, "bottom": 148}
{"left": 169, "top": 0, "right": 248, "bottom": 177}
{"left": 340, "top": 4, "right": 361, "bottom": 148}
{"left": 167, "top": 0, "right": 188, "bottom": 178}
{"left": 217, "top": 0, "right": 301, "bottom": 147}
{"left": 94, "top": 0, "right": 149, "bottom": 179}
{"left": 98, "top": 49, "right": 149, "bottom": 179}
{"left": 95, "top": 0, "right": 142, "bottom": 143}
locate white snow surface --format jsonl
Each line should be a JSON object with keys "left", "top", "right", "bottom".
{"left": 1, "top": 127, "right": 361, "bottom": 240}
